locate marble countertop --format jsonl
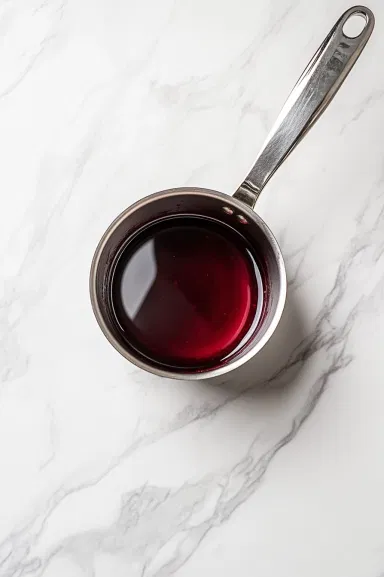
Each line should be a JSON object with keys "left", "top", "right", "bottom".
{"left": 1, "top": 0, "right": 384, "bottom": 575}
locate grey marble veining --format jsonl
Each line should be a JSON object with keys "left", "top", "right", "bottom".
{"left": 1, "top": 0, "right": 384, "bottom": 575}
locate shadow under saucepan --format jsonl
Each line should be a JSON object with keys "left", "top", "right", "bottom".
{"left": 207, "top": 286, "right": 307, "bottom": 395}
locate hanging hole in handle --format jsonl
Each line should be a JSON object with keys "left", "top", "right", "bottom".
{"left": 343, "top": 11, "right": 368, "bottom": 38}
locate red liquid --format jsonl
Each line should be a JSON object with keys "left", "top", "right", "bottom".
{"left": 111, "top": 216, "right": 264, "bottom": 369}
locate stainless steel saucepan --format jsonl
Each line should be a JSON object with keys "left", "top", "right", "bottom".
{"left": 90, "top": 6, "right": 374, "bottom": 379}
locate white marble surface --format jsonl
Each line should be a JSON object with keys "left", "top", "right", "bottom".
{"left": 0, "top": 0, "right": 383, "bottom": 575}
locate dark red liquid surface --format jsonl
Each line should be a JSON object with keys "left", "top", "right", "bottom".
{"left": 111, "top": 216, "right": 264, "bottom": 369}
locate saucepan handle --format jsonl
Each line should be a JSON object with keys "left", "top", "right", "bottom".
{"left": 234, "top": 5, "right": 374, "bottom": 208}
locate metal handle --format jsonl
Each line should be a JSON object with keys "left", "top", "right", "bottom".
{"left": 234, "top": 6, "right": 375, "bottom": 208}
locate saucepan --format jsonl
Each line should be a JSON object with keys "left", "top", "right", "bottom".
{"left": 90, "top": 6, "right": 374, "bottom": 379}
